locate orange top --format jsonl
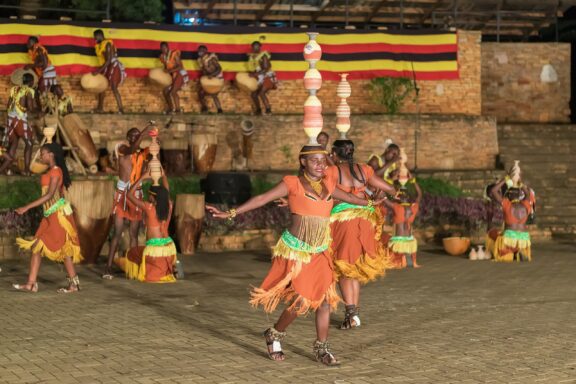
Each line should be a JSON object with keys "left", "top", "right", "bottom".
{"left": 160, "top": 49, "right": 181, "bottom": 71}
{"left": 502, "top": 199, "right": 531, "bottom": 225}
{"left": 41, "top": 167, "right": 64, "bottom": 210}
{"left": 143, "top": 201, "right": 172, "bottom": 237}
{"left": 130, "top": 147, "right": 150, "bottom": 185}
{"left": 391, "top": 202, "right": 419, "bottom": 225}
{"left": 28, "top": 43, "right": 51, "bottom": 77}
{"left": 283, "top": 166, "right": 338, "bottom": 218}
{"left": 336, "top": 163, "right": 374, "bottom": 196}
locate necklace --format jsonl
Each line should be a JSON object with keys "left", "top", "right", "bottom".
{"left": 303, "top": 172, "right": 323, "bottom": 196}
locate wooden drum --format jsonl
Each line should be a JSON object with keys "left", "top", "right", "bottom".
{"left": 200, "top": 76, "right": 224, "bottom": 95}
{"left": 190, "top": 133, "right": 217, "bottom": 174}
{"left": 61, "top": 113, "right": 98, "bottom": 168}
{"left": 80, "top": 73, "right": 109, "bottom": 94}
{"left": 174, "top": 194, "right": 205, "bottom": 255}
{"left": 235, "top": 72, "right": 258, "bottom": 92}
{"left": 66, "top": 179, "right": 115, "bottom": 264}
{"left": 161, "top": 138, "right": 190, "bottom": 175}
{"left": 149, "top": 68, "right": 172, "bottom": 87}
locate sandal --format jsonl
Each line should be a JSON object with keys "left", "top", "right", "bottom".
{"left": 57, "top": 275, "right": 80, "bottom": 294}
{"left": 340, "top": 305, "right": 361, "bottom": 330}
{"left": 313, "top": 340, "right": 340, "bottom": 366}
{"left": 12, "top": 281, "right": 38, "bottom": 293}
{"left": 264, "top": 327, "right": 286, "bottom": 361}
{"left": 102, "top": 266, "right": 114, "bottom": 280}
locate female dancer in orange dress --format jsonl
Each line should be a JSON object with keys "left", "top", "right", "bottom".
{"left": 13, "top": 143, "right": 83, "bottom": 293}
{"left": 115, "top": 172, "right": 177, "bottom": 282}
{"left": 329, "top": 140, "right": 395, "bottom": 329}
{"left": 207, "top": 145, "right": 381, "bottom": 366}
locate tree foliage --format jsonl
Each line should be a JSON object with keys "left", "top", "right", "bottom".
{"left": 45, "top": 0, "right": 164, "bottom": 23}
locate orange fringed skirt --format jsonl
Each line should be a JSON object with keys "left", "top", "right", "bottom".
{"left": 250, "top": 237, "right": 341, "bottom": 316}
{"left": 330, "top": 205, "right": 389, "bottom": 283}
{"left": 115, "top": 238, "right": 177, "bottom": 283}
{"left": 16, "top": 202, "right": 83, "bottom": 264}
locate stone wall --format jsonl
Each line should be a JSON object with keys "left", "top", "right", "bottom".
{"left": 0, "top": 31, "right": 482, "bottom": 116}
{"left": 4, "top": 112, "right": 498, "bottom": 171}
{"left": 482, "top": 43, "right": 571, "bottom": 123}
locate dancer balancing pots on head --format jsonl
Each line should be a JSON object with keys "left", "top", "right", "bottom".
{"left": 207, "top": 145, "right": 385, "bottom": 366}
{"left": 13, "top": 142, "right": 83, "bottom": 293}
{"left": 486, "top": 177, "right": 534, "bottom": 262}
{"left": 329, "top": 139, "right": 396, "bottom": 330}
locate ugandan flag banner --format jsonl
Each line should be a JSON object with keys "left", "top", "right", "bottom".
{"left": 0, "top": 20, "right": 458, "bottom": 81}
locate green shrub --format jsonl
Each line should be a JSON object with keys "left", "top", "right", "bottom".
{"left": 416, "top": 177, "right": 465, "bottom": 198}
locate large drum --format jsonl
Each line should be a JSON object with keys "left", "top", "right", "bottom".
{"left": 66, "top": 179, "right": 114, "bottom": 264}
{"left": 200, "top": 76, "right": 224, "bottom": 94}
{"left": 235, "top": 72, "right": 258, "bottom": 92}
{"left": 81, "top": 73, "right": 109, "bottom": 93}
{"left": 161, "top": 138, "right": 190, "bottom": 175}
{"left": 174, "top": 194, "right": 205, "bottom": 255}
{"left": 60, "top": 113, "right": 98, "bottom": 172}
{"left": 149, "top": 68, "right": 172, "bottom": 87}
{"left": 190, "top": 133, "right": 217, "bottom": 174}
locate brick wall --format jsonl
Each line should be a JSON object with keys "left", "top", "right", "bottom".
{"left": 482, "top": 43, "right": 571, "bottom": 123}
{"left": 7, "top": 112, "right": 497, "bottom": 171}
{"left": 0, "top": 31, "right": 482, "bottom": 116}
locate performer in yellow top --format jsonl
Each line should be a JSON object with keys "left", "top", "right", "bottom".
{"left": 160, "top": 42, "right": 189, "bottom": 114}
{"left": 25, "top": 36, "right": 57, "bottom": 100}
{"left": 197, "top": 45, "right": 224, "bottom": 114}
{"left": 248, "top": 41, "right": 277, "bottom": 115}
{"left": 93, "top": 29, "right": 126, "bottom": 114}
{"left": 0, "top": 73, "right": 36, "bottom": 176}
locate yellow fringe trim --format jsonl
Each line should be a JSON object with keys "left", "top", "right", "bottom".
{"left": 119, "top": 244, "right": 177, "bottom": 283}
{"left": 143, "top": 242, "right": 177, "bottom": 258}
{"left": 249, "top": 259, "right": 340, "bottom": 316}
{"left": 16, "top": 210, "right": 83, "bottom": 264}
{"left": 272, "top": 236, "right": 330, "bottom": 264}
{"left": 491, "top": 235, "right": 532, "bottom": 263}
{"left": 502, "top": 236, "right": 531, "bottom": 250}
{"left": 330, "top": 208, "right": 380, "bottom": 227}
{"left": 334, "top": 243, "right": 389, "bottom": 284}
{"left": 389, "top": 238, "right": 418, "bottom": 254}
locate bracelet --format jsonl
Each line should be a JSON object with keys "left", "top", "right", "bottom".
{"left": 367, "top": 199, "right": 374, "bottom": 208}
{"left": 227, "top": 208, "right": 237, "bottom": 221}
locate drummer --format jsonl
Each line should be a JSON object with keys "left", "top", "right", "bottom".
{"left": 0, "top": 73, "right": 36, "bottom": 176}
{"left": 160, "top": 42, "right": 189, "bottom": 114}
{"left": 43, "top": 85, "right": 73, "bottom": 117}
{"left": 197, "top": 45, "right": 224, "bottom": 114}
{"left": 25, "top": 36, "right": 57, "bottom": 103}
{"left": 248, "top": 41, "right": 277, "bottom": 115}
{"left": 103, "top": 123, "right": 153, "bottom": 279}
{"left": 93, "top": 29, "right": 126, "bottom": 114}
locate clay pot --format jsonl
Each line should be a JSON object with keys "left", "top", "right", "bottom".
{"left": 443, "top": 237, "right": 471, "bottom": 256}
{"left": 336, "top": 99, "right": 351, "bottom": 118}
{"left": 43, "top": 126, "right": 56, "bottom": 143}
{"left": 304, "top": 95, "right": 322, "bottom": 115}
{"left": 303, "top": 32, "right": 322, "bottom": 65}
{"left": 337, "top": 73, "right": 351, "bottom": 98}
{"left": 304, "top": 68, "right": 322, "bottom": 91}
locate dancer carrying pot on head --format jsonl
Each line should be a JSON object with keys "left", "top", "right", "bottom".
{"left": 93, "top": 29, "right": 126, "bottom": 114}
{"left": 329, "top": 139, "right": 396, "bottom": 330}
{"left": 207, "top": 145, "right": 383, "bottom": 366}
{"left": 486, "top": 178, "right": 534, "bottom": 262}
{"left": 13, "top": 143, "right": 83, "bottom": 293}
{"left": 160, "top": 42, "right": 189, "bottom": 114}
{"left": 115, "top": 170, "right": 176, "bottom": 282}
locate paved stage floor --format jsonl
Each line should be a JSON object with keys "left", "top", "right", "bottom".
{"left": 0, "top": 242, "right": 575, "bottom": 384}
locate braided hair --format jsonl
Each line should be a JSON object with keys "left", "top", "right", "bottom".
{"left": 332, "top": 139, "right": 362, "bottom": 182}
{"left": 149, "top": 185, "right": 170, "bottom": 221}
{"left": 42, "top": 142, "right": 71, "bottom": 189}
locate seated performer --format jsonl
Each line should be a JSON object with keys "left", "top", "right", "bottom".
{"left": 160, "top": 42, "right": 189, "bottom": 114}
{"left": 0, "top": 73, "right": 36, "bottom": 176}
{"left": 103, "top": 123, "right": 153, "bottom": 279}
{"left": 382, "top": 178, "right": 422, "bottom": 269}
{"left": 486, "top": 178, "right": 533, "bottom": 262}
{"left": 248, "top": 41, "right": 277, "bottom": 115}
{"left": 197, "top": 45, "right": 223, "bottom": 114}
{"left": 43, "top": 85, "right": 73, "bottom": 117}
{"left": 93, "top": 29, "right": 126, "bottom": 114}
{"left": 115, "top": 171, "right": 176, "bottom": 283}
{"left": 207, "top": 145, "right": 381, "bottom": 366}
{"left": 13, "top": 142, "right": 83, "bottom": 293}
{"left": 25, "top": 36, "right": 57, "bottom": 103}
